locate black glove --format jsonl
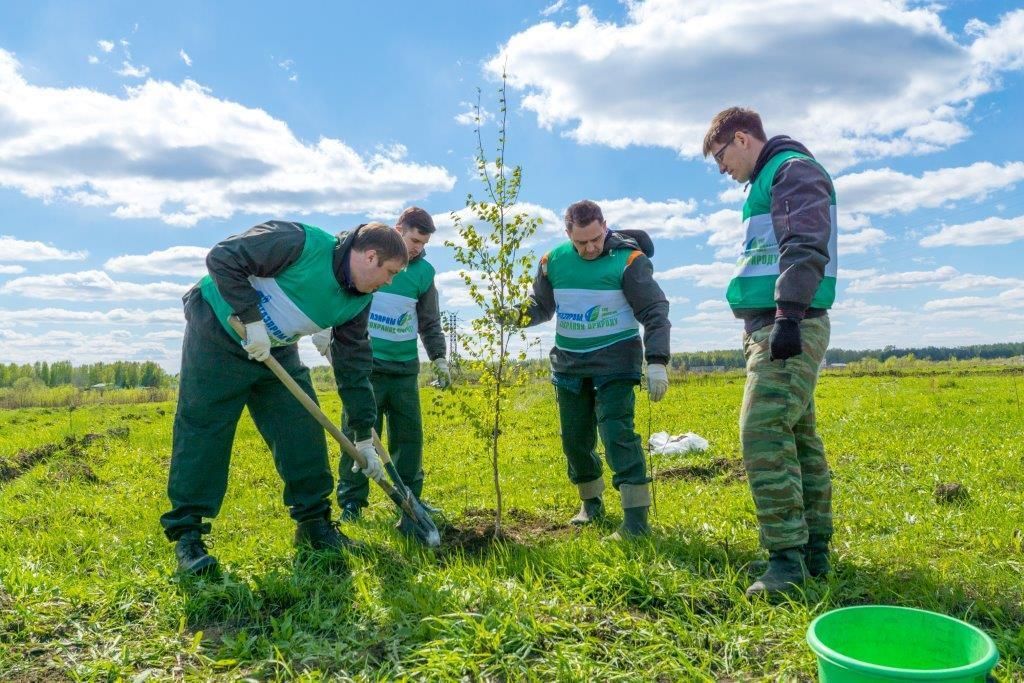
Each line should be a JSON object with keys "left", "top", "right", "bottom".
{"left": 769, "top": 318, "right": 802, "bottom": 361}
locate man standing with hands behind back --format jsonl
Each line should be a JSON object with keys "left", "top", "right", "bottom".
{"left": 704, "top": 107, "right": 837, "bottom": 597}
{"left": 518, "top": 200, "right": 671, "bottom": 541}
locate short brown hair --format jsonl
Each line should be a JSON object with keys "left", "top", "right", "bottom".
{"left": 396, "top": 206, "right": 435, "bottom": 234}
{"left": 702, "top": 107, "right": 767, "bottom": 157}
{"left": 564, "top": 200, "right": 605, "bottom": 231}
{"left": 352, "top": 222, "right": 408, "bottom": 265}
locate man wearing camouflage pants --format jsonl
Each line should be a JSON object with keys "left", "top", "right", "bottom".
{"left": 315, "top": 207, "right": 449, "bottom": 533}
{"left": 703, "top": 107, "right": 836, "bottom": 596}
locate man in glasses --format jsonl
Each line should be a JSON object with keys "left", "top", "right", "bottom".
{"left": 703, "top": 107, "right": 837, "bottom": 597}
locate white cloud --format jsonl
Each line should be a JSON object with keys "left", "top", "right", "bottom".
{"left": 940, "top": 274, "right": 1024, "bottom": 291}
{"left": 179, "top": 49, "right": 192, "bottom": 67}
{"left": 0, "top": 327, "right": 178, "bottom": 365}
{"left": 488, "top": 3, "right": 1024, "bottom": 169}
{"left": 846, "top": 266, "right": 958, "bottom": 293}
{"left": 839, "top": 267, "right": 877, "bottom": 280}
{"left": 541, "top": 0, "right": 567, "bottom": 17}
{"left": 598, "top": 197, "right": 702, "bottom": 239}
{"left": 924, "top": 287, "right": 1024, "bottom": 311}
{"left": 0, "top": 265, "right": 25, "bottom": 274}
{"left": 433, "top": 203, "right": 561, "bottom": 247}
{"left": 920, "top": 214, "right": 1024, "bottom": 247}
{"left": 839, "top": 227, "right": 889, "bottom": 255}
{"left": 104, "top": 245, "right": 209, "bottom": 277}
{"left": 0, "top": 270, "right": 188, "bottom": 301}
{"left": 87, "top": 55, "right": 99, "bottom": 65}
{"left": 117, "top": 61, "right": 150, "bottom": 78}
{"left": 97, "top": 40, "right": 114, "bottom": 53}
{"left": 0, "top": 49, "right": 455, "bottom": 226}
{"left": 434, "top": 269, "right": 484, "bottom": 308}
{"left": 278, "top": 58, "right": 298, "bottom": 82}
{"left": 0, "top": 235, "right": 87, "bottom": 261}
{"left": 657, "top": 261, "right": 733, "bottom": 287}
{"left": 717, "top": 186, "right": 747, "bottom": 204}
{"left": 0, "top": 307, "right": 183, "bottom": 325}
{"left": 454, "top": 102, "right": 494, "bottom": 126}
{"left": 836, "top": 162, "right": 1024, "bottom": 215}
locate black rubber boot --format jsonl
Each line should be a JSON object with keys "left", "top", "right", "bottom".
{"left": 339, "top": 501, "right": 362, "bottom": 522}
{"left": 295, "top": 517, "right": 359, "bottom": 551}
{"left": 745, "top": 548, "right": 807, "bottom": 597}
{"left": 603, "top": 506, "right": 650, "bottom": 541}
{"left": 570, "top": 497, "right": 605, "bottom": 526}
{"left": 175, "top": 531, "right": 218, "bottom": 575}
{"left": 804, "top": 533, "right": 831, "bottom": 578}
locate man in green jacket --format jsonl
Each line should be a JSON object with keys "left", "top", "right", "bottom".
{"left": 160, "top": 221, "right": 407, "bottom": 575}
{"left": 703, "top": 107, "right": 836, "bottom": 596}
{"left": 520, "top": 200, "right": 671, "bottom": 540}
{"left": 315, "top": 207, "right": 449, "bottom": 532}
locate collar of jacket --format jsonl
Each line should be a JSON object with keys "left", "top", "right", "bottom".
{"left": 333, "top": 228, "right": 363, "bottom": 295}
{"left": 749, "top": 135, "right": 815, "bottom": 184}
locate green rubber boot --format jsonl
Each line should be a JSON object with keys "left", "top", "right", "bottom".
{"left": 745, "top": 548, "right": 807, "bottom": 597}
{"left": 804, "top": 533, "right": 831, "bottom": 578}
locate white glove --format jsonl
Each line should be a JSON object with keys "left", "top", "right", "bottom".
{"left": 353, "top": 438, "right": 385, "bottom": 483}
{"left": 312, "top": 328, "right": 333, "bottom": 362}
{"left": 432, "top": 358, "right": 451, "bottom": 389}
{"left": 241, "top": 320, "right": 271, "bottom": 361}
{"left": 647, "top": 363, "right": 669, "bottom": 402}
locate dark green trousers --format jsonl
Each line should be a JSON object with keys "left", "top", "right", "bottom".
{"left": 338, "top": 371, "right": 423, "bottom": 507}
{"left": 555, "top": 377, "right": 648, "bottom": 490}
{"left": 160, "top": 290, "right": 333, "bottom": 541}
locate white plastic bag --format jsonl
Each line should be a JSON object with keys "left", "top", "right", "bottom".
{"left": 649, "top": 431, "right": 709, "bottom": 454}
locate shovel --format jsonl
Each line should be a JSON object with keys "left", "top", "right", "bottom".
{"left": 228, "top": 317, "right": 441, "bottom": 548}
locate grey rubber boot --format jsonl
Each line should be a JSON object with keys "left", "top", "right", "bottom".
{"left": 745, "top": 548, "right": 807, "bottom": 597}
{"left": 175, "top": 530, "right": 218, "bottom": 575}
{"left": 804, "top": 533, "right": 831, "bottom": 577}
{"left": 604, "top": 483, "right": 651, "bottom": 541}
{"left": 570, "top": 497, "right": 605, "bottom": 526}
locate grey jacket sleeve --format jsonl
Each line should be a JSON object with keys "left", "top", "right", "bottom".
{"left": 622, "top": 254, "right": 671, "bottom": 365}
{"left": 416, "top": 281, "right": 446, "bottom": 361}
{"left": 205, "top": 221, "right": 307, "bottom": 323}
{"left": 522, "top": 260, "right": 556, "bottom": 327}
{"left": 329, "top": 305, "right": 376, "bottom": 441}
{"left": 770, "top": 159, "right": 833, "bottom": 314}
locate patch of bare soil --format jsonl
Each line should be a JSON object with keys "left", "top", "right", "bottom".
{"left": 440, "top": 507, "right": 575, "bottom": 553}
{"left": 658, "top": 457, "right": 745, "bottom": 482}
{"left": 0, "top": 426, "right": 128, "bottom": 484}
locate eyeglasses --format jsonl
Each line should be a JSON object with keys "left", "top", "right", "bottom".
{"left": 712, "top": 136, "right": 735, "bottom": 164}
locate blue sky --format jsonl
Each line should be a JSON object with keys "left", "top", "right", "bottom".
{"left": 1, "top": 0, "right": 1022, "bottom": 371}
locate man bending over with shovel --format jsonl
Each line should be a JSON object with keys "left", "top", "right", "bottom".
{"left": 160, "top": 221, "right": 407, "bottom": 575}
{"left": 517, "top": 200, "right": 671, "bottom": 540}
{"left": 313, "top": 207, "right": 449, "bottom": 535}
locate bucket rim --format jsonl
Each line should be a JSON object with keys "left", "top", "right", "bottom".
{"left": 806, "top": 605, "right": 999, "bottom": 680}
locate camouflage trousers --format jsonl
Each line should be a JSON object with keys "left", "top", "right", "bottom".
{"left": 740, "top": 315, "right": 833, "bottom": 551}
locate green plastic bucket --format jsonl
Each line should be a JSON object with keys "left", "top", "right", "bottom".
{"left": 806, "top": 606, "right": 998, "bottom": 682}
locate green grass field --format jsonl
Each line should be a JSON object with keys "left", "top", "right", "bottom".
{"left": 1, "top": 368, "right": 1022, "bottom": 680}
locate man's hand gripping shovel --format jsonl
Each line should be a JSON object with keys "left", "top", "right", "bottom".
{"left": 229, "top": 317, "right": 441, "bottom": 548}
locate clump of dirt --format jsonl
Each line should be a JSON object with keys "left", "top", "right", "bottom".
{"left": 659, "top": 457, "right": 745, "bottom": 482}
{"left": 440, "top": 506, "right": 574, "bottom": 553}
{"left": 49, "top": 460, "right": 100, "bottom": 484}
{"left": 0, "top": 426, "right": 127, "bottom": 484}
{"left": 934, "top": 481, "right": 968, "bottom": 504}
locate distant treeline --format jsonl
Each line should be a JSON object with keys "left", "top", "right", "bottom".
{"left": 668, "top": 341, "right": 1024, "bottom": 370}
{"left": 0, "top": 360, "right": 173, "bottom": 389}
